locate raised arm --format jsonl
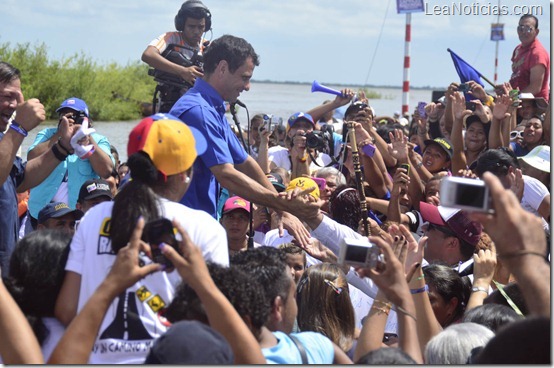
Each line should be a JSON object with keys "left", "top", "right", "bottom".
{"left": 489, "top": 94, "right": 512, "bottom": 149}
{"left": 470, "top": 172, "right": 550, "bottom": 317}
{"left": 449, "top": 92, "right": 472, "bottom": 174}
{"left": 162, "top": 220, "right": 266, "bottom": 364}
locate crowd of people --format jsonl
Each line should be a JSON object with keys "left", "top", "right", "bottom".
{"left": 0, "top": 2, "right": 550, "bottom": 364}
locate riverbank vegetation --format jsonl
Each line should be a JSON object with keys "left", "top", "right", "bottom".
{"left": 0, "top": 42, "right": 155, "bottom": 121}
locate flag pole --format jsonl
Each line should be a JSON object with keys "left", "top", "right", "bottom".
{"left": 401, "top": 12, "right": 412, "bottom": 115}
{"left": 447, "top": 48, "right": 496, "bottom": 88}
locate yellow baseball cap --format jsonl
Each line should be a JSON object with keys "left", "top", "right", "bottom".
{"left": 286, "top": 177, "right": 320, "bottom": 199}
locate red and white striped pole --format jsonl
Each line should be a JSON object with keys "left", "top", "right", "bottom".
{"left": 494, "top": 41, "right": 499, "bottom": 84}
{"left": 402, "top": 13, "right": 412, "bottom": 115}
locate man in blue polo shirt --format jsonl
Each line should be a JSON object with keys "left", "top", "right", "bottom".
{"left": 170, "top": 35, "right": 318, "bottom": 246}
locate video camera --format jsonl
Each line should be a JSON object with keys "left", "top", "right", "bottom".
{"left": 147, "top": 43, "right": 203, "bottom": 89}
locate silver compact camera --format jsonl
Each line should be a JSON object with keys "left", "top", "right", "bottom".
{"left": 339, "top": 237, "right": 382, "bottom": 268}
{"left": 440, "top": 176, "right": 494, "bottom": 213}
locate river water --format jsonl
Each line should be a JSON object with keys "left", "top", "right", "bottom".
{"left": 20, "top": 82, "right": 436, "bottom": 162}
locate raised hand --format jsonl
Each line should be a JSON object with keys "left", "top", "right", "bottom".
{"left": 451, "top": 92, "right": 471, "bottom": 121}
{"left": 14, "top": 94, "right": 46, "bottom": 132}
{"left": 492, "top": 94, "right": 512, "bottom": 121}
{"left": 388, "top": 129, "right": 409, "bottom": 161}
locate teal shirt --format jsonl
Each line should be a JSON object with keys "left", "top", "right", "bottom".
{"left": 27, "top": 127, "right": 114, "bottom": 218}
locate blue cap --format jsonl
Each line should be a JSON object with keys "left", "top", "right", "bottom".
{"left": 55, "top": 97, "right": 89, "bottom": 117}
{"left": 287, "top": 112, "right": 314, "bottom": 132}
{"left": 37, "top": 202, "right": 82, "bottom": 224}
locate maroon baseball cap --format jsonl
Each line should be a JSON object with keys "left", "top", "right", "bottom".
{"left": 420, "top": 202, "right": 482, "bottom": 246}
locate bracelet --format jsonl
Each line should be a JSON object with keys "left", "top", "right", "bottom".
{"left": 410, "top": 285, "right": 429, "bottom": 294}
{"left": 498, "top": 250, "right": 546, "bottom": 259}
{"left": 416, "top": 161, "right": 423, "bottom": 168}
{"left": 9, "top": 121, "right": 28, "bottom": 137}
{"left": 414, "top": 275, "right": 425, "bottom": 281}
{"left": 373, "top": 299, "right": 392, "bottom": 309}
{"left": 396, "top": 306, "right": 417, "bottom": 322}
{"left": 57, "top": 137, "right": 71, "bottom": 155}
{"left": 358, "top": 138, "right": 372, "bottom": 147}
{"left": 371, "top": 306, "right": 390, "bottom": 316}
{"left": 298, "top": 154, "right": 309, "bottom": 163}
{"left": 51, "top": 143, "right": 68, "bottom": 161}
{"left": 471, "top": 286, "right": 488, "bottom": 294}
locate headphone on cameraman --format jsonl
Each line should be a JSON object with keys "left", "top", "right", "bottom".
{"left": 175, "top": 0, "right": 212, "bottom": 32}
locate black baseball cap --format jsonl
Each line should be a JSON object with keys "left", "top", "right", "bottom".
{"left": 78, "top": 179, "right": 113, "bottom": 203}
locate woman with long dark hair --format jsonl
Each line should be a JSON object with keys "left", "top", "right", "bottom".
{"left": 55, "top": 114, "right": 228, "bottom": 364}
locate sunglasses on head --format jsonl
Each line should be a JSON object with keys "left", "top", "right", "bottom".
{"left": 510, "top": 130, "right": 524, "bottom": 140}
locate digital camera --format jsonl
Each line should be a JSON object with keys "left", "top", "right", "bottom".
{"left": 440, "top": 176, "right": 494, "bottom": 213}
{"left": 305, "top": 126, "right": 333, "bottom": 154}
{"left": 338, "top": 238, "right": 383, "bottom": 268}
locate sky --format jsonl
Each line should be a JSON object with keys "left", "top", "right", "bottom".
{"left": 2, "top": 0, "right": 551, "bottom": 89}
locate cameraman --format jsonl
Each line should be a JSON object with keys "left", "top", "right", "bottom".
{"left": 141, "top": 0, "right": 212, "bottom": 112}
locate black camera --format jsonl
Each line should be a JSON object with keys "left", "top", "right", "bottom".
{"left": 305, "top": 127, "right": 333, "bottom": 154}
{"left": 141, "top": 218, "right": 179, "bottom": 268}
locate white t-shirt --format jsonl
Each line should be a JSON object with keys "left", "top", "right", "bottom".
{"left": 268, "top": 146, "right": 333, "bottom": 174}
{"left": 65, "top": 198, "right": 228, "bottom": 364}
{"left": 521, "top": 175, "right": 550, "bottom": 231}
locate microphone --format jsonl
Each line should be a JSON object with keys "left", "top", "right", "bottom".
{"left": 234, "top": 99, "right": 246, "bottom": 108}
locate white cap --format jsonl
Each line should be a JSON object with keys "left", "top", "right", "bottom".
{"left": 520, "top": 145, "right": 550, "bottom": 173}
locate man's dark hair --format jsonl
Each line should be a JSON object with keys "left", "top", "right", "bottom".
{"left": 474, "top": 148, "right": 519, "bottom": 177}
{"left": 474, "top": 316, "right": 550, "bottom": 364}
{"left": 356, "top": 347, "right": 417, "bottom": 364}
{"left": 0, "top": 61, "right": 20, "bottom": 84}
{"left": 230, "top": 246, "right": 290, "bottom": 311}
{"left": 165, "top": 263, "right": 268, "bottom": 339}
{"left": 520, "top": 14, "right": 539, "bottom": 29}
{"left": 203, "top": 35, "right": 260, "bottom": 75}
{"left": 484, "top": 282, "right": 529, "bottom": 315}
{"left": 174, "top": 0, "right": 212, "bottom": 32}
{"left": 462, "top": 303, "right": 523, "bottom": 333}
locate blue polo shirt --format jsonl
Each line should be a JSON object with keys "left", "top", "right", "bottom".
{"left": 0, "top": 132, "right": 26, "bottom": 277}
{"left": 27, "top": 128, "right": 114, "bottom": 218}
{"left": 170, "top": 79, "right": 248, "bottom": 218}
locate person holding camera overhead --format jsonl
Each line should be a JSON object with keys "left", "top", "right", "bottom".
{"left": 25, "top": 97, "right": 115, "bottom": 233}
{"left": 142, "top": 0, "right": 212, "bottom": 112}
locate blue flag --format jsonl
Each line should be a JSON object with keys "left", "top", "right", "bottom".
{"left": 447, "top": 49, "right": 485, "bottom": 87}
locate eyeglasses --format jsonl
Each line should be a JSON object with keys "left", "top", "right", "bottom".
{"left": 424, "top": 222, "right": 457, "bottom": 238}
{"left": 510, "top": 130, "right": 524, "bottom": 140}
{"left": 517, "top": 25, "right": 535, "bottom": 33}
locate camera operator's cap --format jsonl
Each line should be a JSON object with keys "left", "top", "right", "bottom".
{"left": 127, "top": 113, "right": 207, "bottom": 177}
{"left": 519, "top": 145, "right": 550, "bottom": 173}
{"left": 144, "top": 320, "right": 233, "bottom": 364}
{"left": 55, "top": 97, "right": 89, "bottom": 117}
{"left": 78, "top": 178, "right": 113, "bottom": 203}
{"left": 287, "top": 112, "right": 315, "bottom": 133}
{"left": 222, "top": 196, "right": 250, "bottom": 215}
{"left": 266, "top": 173, "right": 286, "bottom": 192}
{"left": 423, "top": 137, "right": 453, "bottom": 159}
{"left": 419, "top": 202, "right": 482, "bottom": 246}
{"left": 518, "top": 92, "right": 548, "bottom": 110}
{"left": 286, "top": 177, "right": 320, "bottom": 199}
{"left": 38, "top": 201, "right": 83, "bottom": 225}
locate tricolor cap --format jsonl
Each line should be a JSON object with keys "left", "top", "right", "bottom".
{"left": 127, "top": 113, "right": 207, "bottom": 177}
{"left": 286, "top": 177, "right": 320, "bottom": 199}
{"left": 55, "top": 97, "right": 89, "bottom": 117}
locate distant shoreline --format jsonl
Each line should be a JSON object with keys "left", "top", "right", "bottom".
{"left": 251, "top": 79, "right": 444, "bottom": 91}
